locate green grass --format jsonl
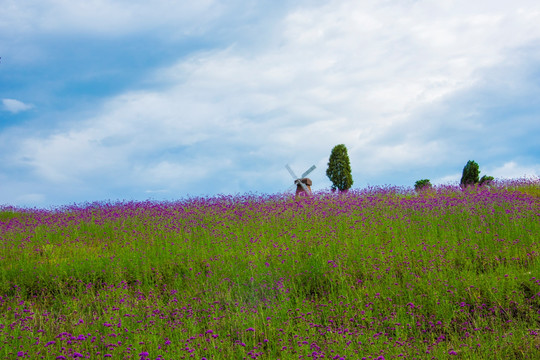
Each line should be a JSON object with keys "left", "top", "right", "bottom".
{"left": 0, "top": 181, "right": 539, "bottom": 359}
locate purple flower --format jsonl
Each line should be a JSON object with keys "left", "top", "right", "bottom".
{"left": 17, "top": 352, "right": 25, "bottom": 357}
{"left": 246, "top": 327, "right": 255, "bottom": 331}
{"left": 56, "top": 357, "right": 66, "bottom": 360}
{"left": 73, "top": 353, "right": 84, "bottom": 358}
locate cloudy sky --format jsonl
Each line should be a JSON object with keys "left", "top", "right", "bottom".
{"left": 1, "top": 0, "right": 539, "bottom": 208}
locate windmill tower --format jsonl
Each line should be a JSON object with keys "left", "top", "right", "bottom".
{"left": 285, "top": 164, "right": 316, "bottom": 197}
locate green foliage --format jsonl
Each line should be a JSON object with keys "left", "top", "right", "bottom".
{"left": 414, "top": 179, "right": 432, "bottom": 192}
{"left": 326, "top": 144, "right": 353, "bottom": 191}
{"left": 479, "top": 175, "right": 494, "bottom": 186}
{"left": 460, "top": 160, "right": 494, "bottom": 188}
{"left": 0, "top": 184, "right": 539, "bottom": 358}
{"left": 0, "top": 211, "right": 21, "bottom": 222}
{"left": 460, "top": 160, "right": 480, "bottom": 187}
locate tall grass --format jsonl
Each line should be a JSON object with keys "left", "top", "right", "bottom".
{"left": 0, "top": 178, "right": 539, "bottom": 359}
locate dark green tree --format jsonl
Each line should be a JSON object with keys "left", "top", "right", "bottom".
{"left": 460, "top": 160, "right": 480, "bottom": 188}
{"left": 326, "top": 144, "right": 353, "bottom": 192}
{"left": 414, "top": 179, "right": 432, "bottom": 192}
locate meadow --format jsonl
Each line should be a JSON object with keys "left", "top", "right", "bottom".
{"left": 0, "top": 179, "right": 539, "bottom": 360}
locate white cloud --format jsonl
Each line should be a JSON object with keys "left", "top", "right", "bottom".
{"left": 0, "top": 0, "right": 220, "bottom": 37}
{"left": 2, "top": 99, "right": 33, "bottom": 113}
{"left": 4, "top": 0, "right": 540, "bottom": 205}
{"left": 134, "top": 159, "right": 214, "bottom": 187}
{"left": 489, "top": 161, "right": 540, "bottom": 179}
{"left": 15, "top": 193, "right": 45, "bottom": 205}
{"left": 144, "top": 189, "right": 169, "bottom": 194}
{"left": 433, "top": 173, "right": 461, "bottom": 186}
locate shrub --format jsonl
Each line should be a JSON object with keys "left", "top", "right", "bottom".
{"left": 414, "top": 179, "right": 432, "bottom": 192}
{"left": 479, "top": 175, "right": 494, "bottom": 186}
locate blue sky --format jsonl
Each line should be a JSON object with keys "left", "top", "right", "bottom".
{"left": 1, "top": 0, "right": 539, "bottom": 208}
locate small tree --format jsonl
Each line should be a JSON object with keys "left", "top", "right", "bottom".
{"left": 414, "top": 179, "right": 432, "bottom": 192}
{"left": 460, "top": 160, "right": 480, "bottom": 188}
{"left": 326, "top": 144, "right": 353, "bottom": 192}
{"left": 479, "top": 175, "right": 494, "bottom": 187}
{"left": 460, "top": 160, "right": 493, "bottom": 188}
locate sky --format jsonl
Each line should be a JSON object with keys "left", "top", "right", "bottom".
{"left": 1, "top": 0, "right": 539, "bottom": 208}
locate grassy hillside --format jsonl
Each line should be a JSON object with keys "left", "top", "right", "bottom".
{"left": 0, "top": 179, "right": 539, "bottom": 359}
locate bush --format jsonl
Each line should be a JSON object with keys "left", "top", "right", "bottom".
{"left": 479, "top": 175, "right": 494, "bottom": 186}
{"left": 414, "top": 179, "right": 432, "bottom": 192}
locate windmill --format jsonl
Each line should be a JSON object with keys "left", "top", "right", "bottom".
{"left": 285, "top": 164, "right": 316, "bottom": 197}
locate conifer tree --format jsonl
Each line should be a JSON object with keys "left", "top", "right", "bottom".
{"left": 460, "top": 160, "right": 480, "bottom": 188}
{"left": 326, "top": 144, "right": 353, "bottom": 192}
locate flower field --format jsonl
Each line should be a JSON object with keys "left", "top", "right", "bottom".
{"left": 0, "top": 179, "right": 539, "bottom": 359}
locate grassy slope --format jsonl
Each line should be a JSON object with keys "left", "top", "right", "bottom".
{"left": 0, "top": 181, "right": 539, "bottom": 359}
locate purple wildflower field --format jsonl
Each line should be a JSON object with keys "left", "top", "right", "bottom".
{"left": 0, "top": 179, "right": 539, "bottom": 359}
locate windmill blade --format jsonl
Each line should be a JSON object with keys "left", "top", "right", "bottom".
{"left": 297, "top": 180, "right": 310, "bottom": 193}
{"left": 285, "top": 164, "right": 299, "bottom": 180}
{"left": 301, "top": 165, "right": 316, "bottom": 178}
